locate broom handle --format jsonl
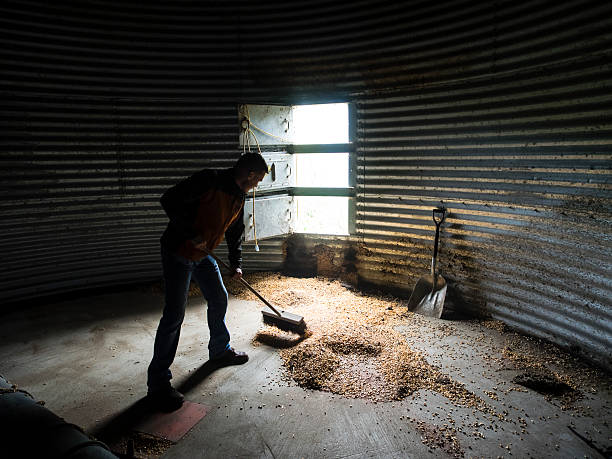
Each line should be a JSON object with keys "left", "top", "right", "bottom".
{"left": 201, "top": 247, "right": 283, "bottom": 317}
{"left": 236, "top": 276, "right": 283, "bottom": 318}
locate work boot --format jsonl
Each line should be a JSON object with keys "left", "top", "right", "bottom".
{"left": 147, "top": 385, "right": 184, "bottom": 412}
{"left": 211, "top": 347, "right": 249, "bottom": 367}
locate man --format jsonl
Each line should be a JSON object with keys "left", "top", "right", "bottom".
{"left": 147, "top": 152, "right": 268, "bottom": 411}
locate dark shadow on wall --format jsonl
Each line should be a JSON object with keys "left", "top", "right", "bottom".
{"left": 281, "top": 234, "right": 318, "bottom": 277}
{"left": 281, "top": 233, "right": 361, "bottom": 286}
{"left": 441, "top": 209, "right": 489, "bottom": 319}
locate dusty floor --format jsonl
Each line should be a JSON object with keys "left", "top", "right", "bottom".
{"left": 0, "top": 274, "right": 610, "bottom": 459}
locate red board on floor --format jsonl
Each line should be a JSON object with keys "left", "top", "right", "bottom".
{"left": 134, "top": 401, "right": 208, "bottom": 442}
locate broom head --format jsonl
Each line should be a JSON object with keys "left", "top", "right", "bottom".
{"left": 262, "top": 309, "right": 307, "bottom": 335}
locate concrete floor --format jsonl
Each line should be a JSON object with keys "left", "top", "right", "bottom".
{"left": 0, "top": 281, "right": 610, "bottom": 459}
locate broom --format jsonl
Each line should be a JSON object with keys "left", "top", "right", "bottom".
{"left": 202, "top": 248, "right": 307, "bottom": 334}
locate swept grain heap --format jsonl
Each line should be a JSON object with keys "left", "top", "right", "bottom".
{"left": 231, "top": 274, "right": 491, "bottom": 410}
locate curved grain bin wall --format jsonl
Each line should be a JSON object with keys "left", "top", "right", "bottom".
{"left": 1, "top": 1, "right": 610, "bottom": 368}
{"left": 353, "top": 3, "right": 612, "bottom": 371}
{"left": 0, "top": 2, "right": 272, "bottom": 305}
{"left": 355, "top": 69, "right": 611, "bottom": 368}
{"left": 237, "top": 0, "right": 612, "bottom": 370}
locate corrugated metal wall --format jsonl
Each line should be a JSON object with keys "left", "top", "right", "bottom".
{"left": 0, "top": 1, "right": 277, "bottom": 304}
{"left": 1, "top": 1, "right": 610, "bottom": 368}
{"left": 354, "top": 68, "right": 611, "bottom": 368}
{"left": 349, "top": 2, "right": 612, "bottom": 370}
{"left": 238, "top": 0, "right": 612, "bottom": 369}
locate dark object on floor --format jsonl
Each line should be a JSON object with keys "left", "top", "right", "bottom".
{"left": 408, "top": 207, "right": 448, "bottom": 318}
{"left": 0, "top": 374, "right": 119, "bottom": 458}
{"left": 512, "top": 371, "right": 575, "bottom": 396}
{"left": 147, "top": 386, "right": 184, "bottom": 413}
{"left": 204, "top": 248, "right": 308, "bottom": 334}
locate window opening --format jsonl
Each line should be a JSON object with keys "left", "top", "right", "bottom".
{"left": 240, "top": 102, "right": 353, "bottom": 238}
{"left": 292, "top": 103, "right": 349, "bottom": 144}
{"left": 294, "top": 152, "right": 349, "bottom": 234}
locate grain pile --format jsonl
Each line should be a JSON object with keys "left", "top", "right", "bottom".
{"left": 230, "top": 274, "right": 492, "bottom": 412}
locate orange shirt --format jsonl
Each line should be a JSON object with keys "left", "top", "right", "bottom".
{"left": 160, "top": 168, "right": 245, "bottom": 265}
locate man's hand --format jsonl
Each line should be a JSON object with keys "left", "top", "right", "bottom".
{"left": 231, "top": 267, "right": 243, "bottom": 280}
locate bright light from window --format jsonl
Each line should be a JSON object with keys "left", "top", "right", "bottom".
{"left": 292, "top": 103, "right": 349, "bottom": 144}
{"left": 292, "top": 102, "right": 349, "bottom": 235}
{"left": 296, "top": 153, "right": 348, "bottom": 187}
{"left": 295, "top": 197, "right": 348, "bottom": 235}
{"left": 242, "top": 102, "right": 351, "bottom": 236}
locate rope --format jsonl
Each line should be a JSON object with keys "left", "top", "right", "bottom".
{"left": 241, "top": 108, "right": 261, "bottom": 250}
{"left": 248, "top": 121, "right": 291, "bottom": 144}
{"left": 247, "top": 127, "right": 262, "bottom": 153}
{"left": 252, "top": 186, "right": 259, "bottom": 251}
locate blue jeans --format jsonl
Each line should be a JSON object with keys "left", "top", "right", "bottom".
{"left": 147, "top": 246, "right": 231, "bottom": 391}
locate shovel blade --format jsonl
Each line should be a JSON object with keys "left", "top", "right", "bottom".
{"left": 407, "top": 274, "right": 447, "bottom": 318}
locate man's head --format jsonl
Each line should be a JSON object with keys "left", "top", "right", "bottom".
{"left": 233, "top": 153, "right": 268, "bottom": 193}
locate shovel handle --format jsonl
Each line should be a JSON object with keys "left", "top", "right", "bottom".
{"left": 431, "top": 207, "right": 446, "bottom": 280}
{"left": 433, "top": 207, "right": 446, "bottom": 225}
{"left": 200, "top": 247, "right": 283, "bottom": 318}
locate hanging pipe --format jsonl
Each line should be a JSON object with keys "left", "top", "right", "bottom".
{"left": 0, "top": 374, "right": 119, "bottom": 459}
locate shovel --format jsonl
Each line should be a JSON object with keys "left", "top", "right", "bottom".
{"left": 407, "top": 207, "right": 447, "bottom": 318}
